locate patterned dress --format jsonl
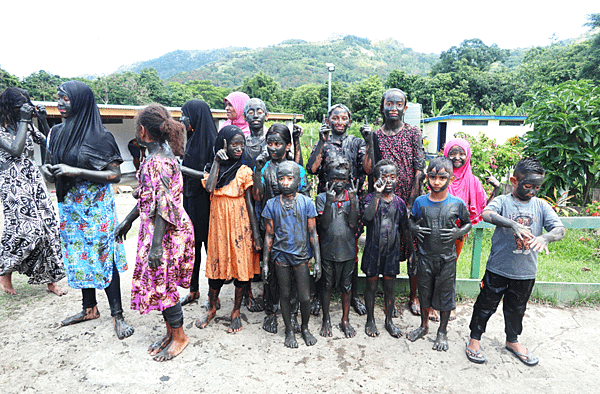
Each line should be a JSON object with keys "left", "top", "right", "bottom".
{"left": 131, "top": 154, "right": 194, "bottom": 314}
{"left": 0, "top": 125, "right": 64, "bottom": 284}
{"left": 203, "top": 165, "right": 260, "bottom": 282}
{"left": 59, "top": 181, "right": 127, "bottom": 289}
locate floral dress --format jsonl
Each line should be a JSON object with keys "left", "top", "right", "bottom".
{"left": 59, "top": 180, "right": 127, "bottom": 289}
{"left": 0, "top": 125, "right": 64, "bottom": 284}
{"left": 131, "top": 154, "right": 194, "bottom": 314}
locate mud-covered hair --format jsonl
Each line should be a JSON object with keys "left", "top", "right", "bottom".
{"left": 243, "top": 98, "right": 268, "bottom": 117}
{"left": 326, "top": 156, "right": 351, "bottom": 180}
{"left": 379, "top": 88, "right": 407, "bottom": 118}
{"left": 514, "top": 156, "right": 545, "bottom": 178}
{"left": 426, "top": 156, "right": 453, "bottom": 175}
{"left": 373, "top": 159, "right": 398, "bottom": 179}
{"left": 327, "top": 103, "right": 352, "bottom": 120}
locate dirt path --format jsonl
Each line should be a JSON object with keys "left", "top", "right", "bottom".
{"left": 1, "top": 194, "right": 598, "bottom": 393}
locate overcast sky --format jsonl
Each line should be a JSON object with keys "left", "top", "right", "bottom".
{"left": 2, "top": 0, "right": 597, "bottom": 79}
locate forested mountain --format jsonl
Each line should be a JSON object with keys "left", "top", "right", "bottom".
{"left": 153, "top": 36, "right": 440, "bottom": 89}
{"left": 117, "top": 47, "right": 246, "bottom": 79}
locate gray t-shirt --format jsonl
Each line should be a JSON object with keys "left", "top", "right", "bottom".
{"left": 485, "top": 194, "right": 563, "bottom": 280}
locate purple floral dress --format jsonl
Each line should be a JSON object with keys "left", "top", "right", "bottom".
{"left": 131, "top": 154, "right": 194, "bottom": 314}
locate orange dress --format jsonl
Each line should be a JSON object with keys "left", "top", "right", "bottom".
{"left": 202, "top": 165, "right": 260, "bottom": 281}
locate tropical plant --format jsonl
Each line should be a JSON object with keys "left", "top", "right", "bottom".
{"left": 541, "top": 189, "right": 579, "bottom": 217}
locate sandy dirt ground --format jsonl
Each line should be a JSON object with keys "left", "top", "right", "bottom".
{"left": 1, "top": 193, "right": 599, "bottom": 394}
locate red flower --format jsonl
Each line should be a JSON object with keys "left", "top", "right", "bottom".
{"left": 593, "top": 212, "right": 599, "bottom": 217}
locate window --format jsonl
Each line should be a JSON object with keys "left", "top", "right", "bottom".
{"left": 499, "top": 120, "right": 524, "bottom": 126}
{"left": 462, "top": 120, "right": 488, "bottom": 126}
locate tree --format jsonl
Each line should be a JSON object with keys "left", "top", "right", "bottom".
{"left": 522, "top": 80, "right": 600, "bottom": 204}
{"left": 579, "top": 13, "right": 600, "bottom": 80}
{"left": 138, "top": 68, "right": 169, "bottom": 104}
{"left": 184, "top": 80, "right": 230, "bottom": 109}
{"left": 348, "top": 75, "right": 385, "bottom": 122}
{"left": 288, "top": 84, "right": 322, "bottom": 122}
{"left": 0, "top": 68, "right": 20, "bottom": 91}
{"left": 22, "top": 71, "right": 63, "bottom": 101}
{"left": 431, "top": 39, "right": 509, "bottom": 75}
{"left": 384, "top": 69, "right": 420, "bottom": 99}
{"left": 239, "top": 72, "right": 282, "bottom": 111}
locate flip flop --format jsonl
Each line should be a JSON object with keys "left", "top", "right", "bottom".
{"left": 465, "top": 343, "right": 485, "bottom": 364}
{"left": 505, "top": 346, "right": 539, "bottom": 366}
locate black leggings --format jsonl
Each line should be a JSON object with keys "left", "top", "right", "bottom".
{"left": 81, "top": 261, "right": 123, "bottom": 317}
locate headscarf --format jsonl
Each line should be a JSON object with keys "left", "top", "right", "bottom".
{"left": 181, "top": 99, "right": 218, "bottom": 196}
{"left": 210, "top": 125, "right": 245, "bottom": 189}
{"left": 220, "top": 91, "right": 250, "bottom": 135}
{"left": 46, "top": 81, "right": 122, "bottom": 202}
{"left": 443, "top": 138, "right": 487, "bottom": 224}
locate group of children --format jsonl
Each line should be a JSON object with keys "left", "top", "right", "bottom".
{"left": 0, "top": 83, "right": 565, "bottom": 366}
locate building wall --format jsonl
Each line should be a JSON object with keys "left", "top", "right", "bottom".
{"left": 422, "top": 118, "right": 533, "bottom": 154}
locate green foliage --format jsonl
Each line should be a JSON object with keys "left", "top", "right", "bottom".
{"left": 431, "top": 38, "right": 509, "bottom": 75}
{"left": 453, "top": 132, "right": 523, "bottom": 183}
{"left": 21, "top": 70, "right": 64, "bottom": 101}
{"left": 0, "top": 68, "right": 20, "bottom": 91}
{"left": 522, "top": 79, "right": 600, "bottom": 204}
{"left": 347, "top": 75, "right": 385, "bottom": 122}
{"left": 582, "top": 200, "right": 600, "bottom": 217}
{"left": 239, "top": 72, "right": 282, "bottom": 112}
{"left": 541, "top": 189, "right": 579, "bottom": 217}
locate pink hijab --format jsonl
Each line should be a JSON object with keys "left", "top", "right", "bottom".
{"left": 443, "top": 138, "right": 487, "bottom": 225}
{"left": 221, "top": 91, "right": 250, "bottom": 136}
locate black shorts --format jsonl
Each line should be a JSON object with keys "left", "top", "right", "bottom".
{"left": 322, "top": 258, "right": 354, "bottom": 294}
{"left": 417, "top": 257, "right": 456, "bottom": 311}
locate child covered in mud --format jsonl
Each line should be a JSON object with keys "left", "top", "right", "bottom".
{"left": 406, "top": 157, "right": 471, "bottom": 351}
{"left": 262, "top": 161, "right": 321, "bottom": 348}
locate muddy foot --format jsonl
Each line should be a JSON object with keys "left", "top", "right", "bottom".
{"left": 407, "top": 326, "right": 428, "bottom": 342}
{"left": 385, "top": 321, "right": 402, "bottom": 338}
{"left": 301, "top": 328, "right": 317, "bottom": 346}
{"left": 284, "top": 329, "right": 298, "bottom": 348}
{"left": 310, "top": 297, "right": 321, "bottom": 316}
{"left": 153, "top": 335, "right": 188, "bottom": 362}
{"left": 228, "top": 316, "right": 243, "bottom": 333}
{"left": 113, "top": 313, "right": 134, "bottom": 340}
{"left": 432, "top": 331, "right": 448, "bottom": 351}
{"left": 351, "top": 297, "right": 367, "bottom": 316}
{"left": 148, "top": 335, "right": 171, "bottom": 356}
{"left": 61, "top": 307, "right": 100, "bottom": 326}
{"left": 365, "top": 320, "right": 379, "bottom": 337}
{"left": 320, "top": 319, "right": 332, "bottom": 337}
{"left": 340, "top": 321, "right": 356, "bottom": 338}
{"left": 47, "top": 283, "right": 67, "bottom": 296}
{"left": 291, "top": 314, "right": 301, "bottom": 333}
{"left": 262, "top": 314, "right": 278, "bottom": 334}
{"left": 195, "top": 309, "right": 216, "bottom": 329}
{"left": 180, "top": 291, "right": 200, "bottom": 306}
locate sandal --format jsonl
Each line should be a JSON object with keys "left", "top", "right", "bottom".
{"left": 465, "top": 343, "right": 485, "bottom": 364}
{"left": 505, "top": 346, "right": 539, "bottom": 366}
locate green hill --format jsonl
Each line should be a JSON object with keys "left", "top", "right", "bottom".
{"left": 161, "top": 36, "right": 439, "bottom": 89}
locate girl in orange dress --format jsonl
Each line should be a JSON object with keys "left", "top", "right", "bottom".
{"left": 196, "top": 125, "right": 262, "bottom": 333}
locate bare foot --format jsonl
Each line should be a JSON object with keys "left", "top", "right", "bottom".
{"left": 202, "top": 298, "right": 221, "bottom": 311}
{"left": 113, "top": 313, "right": 134, "bottom": 340}
{"left": 449, "top": 310, "right": 457, "bottom": 321}
{"left": 61, "top": 306, "right": 100, "bottom": 326}
{"left": 428, "top": 308, "right": 440, "bottom": 322}
{"left": 409, "top": 298, "right": 420, "bottom": 316}
{"left": 148, "top": 335, "right": 171, "bottom": 356}
{"left": 310, "top": 296, "right": 321, "bottom": 316}
{"left": 284, "top": 329, "right": 298, "bottom": 348}
{"left": 385, "top": 321, "right": 402, "bottom": 338}
{"left": 432, "top": 331, "right": 448, "bottom": 351}
{"left": 320, "top": 319, "right": 332, "bottom": 337}
{"left": 196, "top": 309, "right": 216, "bottom": 329}
{"left": 0, "top": 273, "right": 17, "bottom": 295}
{"left": 47, "top": 283, "right": 67, "bottom": 296}
{"left": 180, "top": 291, "right": 200, "bottom": 306}
{"left": 153, "top": 327, "right": 188, "bottom": 362}
{"left": 339, "top": 321, "right": 356, "bottom": 338}
{"left": 301, "top": 327, "right": 317, "bottom": 346}
{"left": 351, "top": 297, "right": 367, "bottom": 316}
{"left": 365, "top": 320, "right": 379, "bottom": 337}
{"left": 262, "top": 314, "right": 278, "bottom": 334}
{"left": 291, "top": 314, "right": 301, "bottom": 333}
{"left": 407, "top": 326, "right": 428, "bottom": 342}
{"left": 228, "top": 315, "right": 243, "bottom": 333}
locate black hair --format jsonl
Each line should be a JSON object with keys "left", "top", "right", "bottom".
{"left": 326, "top": 156, "right": 351, "bottom": 180}
{"left": 327, "top": 103, "right": 352, "bottom": 120}
{"left": 373, "top": 159, "right": 398, "bottom": 179}
{"left": 0, "top": 87, "right": 31, "bottom": 127}
{"left": 266, "top": 123, "right": 294, "bottom": 160}
{"left": 426, "top": 156, "right": 453, "bottom": 175}
{"left": 379, "top": 88, "right": 407, "bottom": 118}
{"left": 514, "top": 156, "right": 545, "bottom": 178}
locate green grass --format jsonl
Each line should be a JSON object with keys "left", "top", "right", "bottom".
{"left": 457, "top": 228, "right": 600, "bottom": 282}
